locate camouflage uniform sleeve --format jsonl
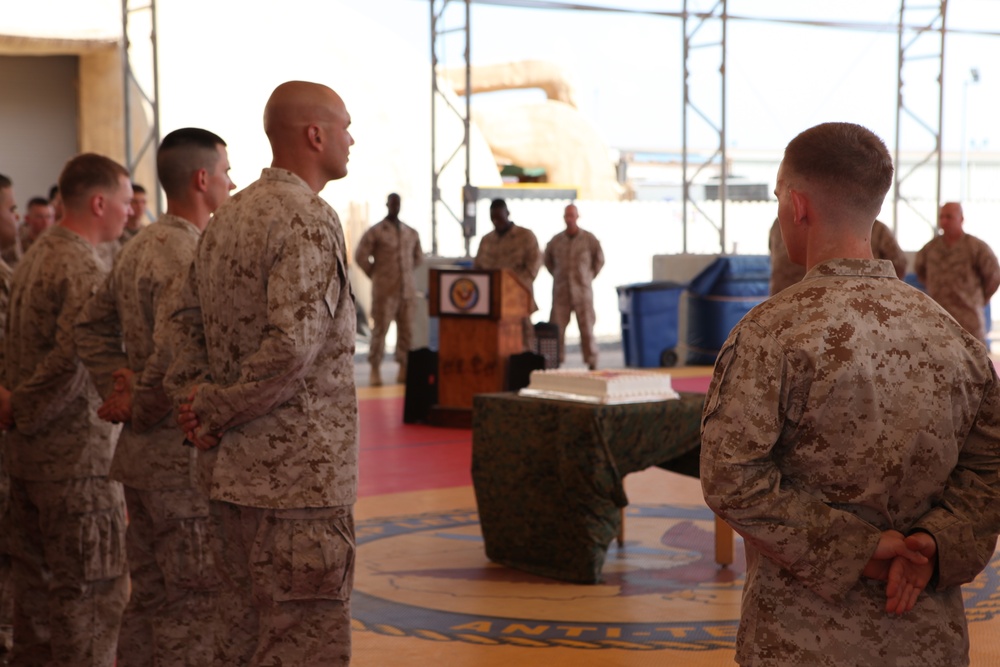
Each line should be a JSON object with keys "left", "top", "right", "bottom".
{"left": 0, "top": 261, "right": 13, "bottom": 375}
{"left": 591, "top": 234, "right": 605, "bottom": 278}
{"left": 914, "top": 244, "right": 928, "bottom": 284}
{"left": 910, "top": 364, "right": 1000, "bottom": 588}
{"left": 525, "top": 231, "right": 542, "bottom": 281}
{"left": 700, "top": 322, "right": 881, "bottom": 603}
{"left": 473, "top": 238, "right": 486, "bottom": 269}
{"left": 75, "top": 271, "right": 129, "bottom": 398}
{"left": 976, "top": 240, "right": 1000, "bottom": 300}
{"left": 11, "top": 268, "right": 99, "bottom": 435}
{"left": 353, "top": 227, "right": 376, "bottom": 279}
{"left": 193, "top": 222, "right": 338, "bottom": 434}
{"left": 412, "top": 228, "right": 424, "bottom": 268}
{"left": 543, "top": 237, "right": 555, "bottom": 275}
{"left": 163, "top": 260, "right": 210, "bottom": 410}
{"left": 130, "top": 265, "right": 184, "bottom": 433}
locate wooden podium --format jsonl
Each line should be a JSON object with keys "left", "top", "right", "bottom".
{"left": 428, "top": 268, "right": 530, "bottom": 427}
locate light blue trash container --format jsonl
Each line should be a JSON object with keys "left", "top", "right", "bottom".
{"left": 686, "top": 256, "right": 770, "bottom": 366}
{"left": 616, "top": 281, "right": 685, "bottom": 367}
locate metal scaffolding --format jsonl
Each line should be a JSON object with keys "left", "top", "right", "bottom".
{"left": 121, "top": 0, "right": 161, "bottom": 216}
{"left": 682, "top": 0, "right": 727, "bottom": 254}
{"left": 893, "top": 0, "right": 947, "bottom": 234}
{"left": 430, "top": 0, "right": 473, "bottom": 256}
{"left": 432, "top": 0, "right": 971, "bottom": 253}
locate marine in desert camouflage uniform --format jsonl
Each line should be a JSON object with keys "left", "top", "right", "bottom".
{"left": 0, "top": 175, "right": 15, "bottom": 658}
{"left": 702, "top": 123, "right": 1000, "bottom": 666}
{"left": 474, "top": 198, "right": 543, "bottom": 312}
{"left": 0, "top": 154, "right": 132, "bottom": 667}
{"left": 75, "top": 129, "right": 236, "bottom": 667}
{"left": 543, "top": 203, "right": 604, "bottom": 369}
{"left": 915, "top": 201, "right": 1000, "bottom": 344}
{"left": 0, "top": 175, "right": 20, "bottom": 269}
{"left": 0, "top": 259, "right": 11, "bottom": 659}
{"left": 18, "top": 197, "right": 55, "bottom": 256}
{"left": 0, "top": 174, "right": 23, "bottom": 268}
{"left": 166, "top": 81, "right": 358, "bottom": 667}
{"left": 768, "top": 216, "right": 906, "bottom": 295}
{"left": 354, "top": 193, "right": 423, "bottom": 386}
{"left": 118, "top": 183, "right": 148, "bottom": 248}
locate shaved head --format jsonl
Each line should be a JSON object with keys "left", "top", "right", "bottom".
{"left": 263, "top": 80, "right": 354, "bottom": 190}
{"left": 264, "top": 81, "right": 344, "bottom": 142}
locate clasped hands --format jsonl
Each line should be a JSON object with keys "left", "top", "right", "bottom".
{"left": 862, "top": 529, "right": 937, "bottom": 616}
{"left": 97, "top": 371, "right": 220, "bottom": 451}
{"left": 177, "top": 385, "right": 221, "bottom": 451}
{"left": 97, "top": 368, "right": 135, "bottom": 423}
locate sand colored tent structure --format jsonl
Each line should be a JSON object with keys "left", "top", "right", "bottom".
{"left": 444, "top": 60, "right": 623, "bottom": 201}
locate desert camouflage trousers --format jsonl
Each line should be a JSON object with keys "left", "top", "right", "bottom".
{"left": 368, "top": 292, "right": 415, "bottom": 370}
{"left": 117, "top": 484, "right": 218, "bottom": 667}
{"left": 550, "top": 298, "right": 598, "bottom": 367}
{"left": 212, "top": 501, "right": 355, "bottom": 666}
{"left": 8, "top": 475, "right": 128, "bottom": 667}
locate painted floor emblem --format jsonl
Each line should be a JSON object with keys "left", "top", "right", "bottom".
{"left": 353, "top": 504, "right": 1000, "bottom": 650}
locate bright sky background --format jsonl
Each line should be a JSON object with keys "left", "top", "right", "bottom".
{"left": 354, "top": 0, "right": 1000, "bottom": 158}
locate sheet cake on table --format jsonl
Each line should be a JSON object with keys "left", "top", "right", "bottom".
{"left": 519, "top": 369, "right": 680, "bottom": 404}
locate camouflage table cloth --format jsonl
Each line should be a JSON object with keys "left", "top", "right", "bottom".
{"left": 471, "top": 391, "right": 704, "bottom": 584}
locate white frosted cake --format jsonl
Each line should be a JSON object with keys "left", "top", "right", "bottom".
{"left": 520, "top": 369, "right": 679, "bottom": 404}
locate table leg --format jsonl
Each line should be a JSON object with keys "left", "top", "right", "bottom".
{"left": 617, "top": 507, "right": 625, "bottom": 547}
{"left": 714, "top": 515, "right": 734, "bottom": 566}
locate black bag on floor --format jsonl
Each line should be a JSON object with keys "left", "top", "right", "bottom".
{"left": 403, "top": 348, "right": 439, "bottom": 424}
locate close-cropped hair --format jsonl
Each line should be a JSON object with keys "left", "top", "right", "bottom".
{"left": 58, "top": 154, "right": 129, "bottom": 209}
{"left": 490, "top": 198, "right": 507, "bottom": 211}
{"left": 132, "top": 183, "right": 146, "bottom": 195}
{"left": 783, "top": 122, "right": 894, "bottom": 216}
{"left": 0, "top": 174, "right": 11, "bottom": 190}
{"left": 27, "top": 197, "right": 50, "bottom": 209}
{"left": 157, "top": 127, "right": 227, "bottom": 199}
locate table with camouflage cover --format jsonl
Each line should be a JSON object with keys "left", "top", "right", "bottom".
{"left": 471, "top": 391, "right": 706, "bottom": 584}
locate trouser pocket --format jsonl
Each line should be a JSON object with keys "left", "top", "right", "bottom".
{"left": 257, "top": 506, "right": 355, "bottom": 603}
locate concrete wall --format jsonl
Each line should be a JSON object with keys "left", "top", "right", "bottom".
{"left": 0, "top": 55, "right": 79, "bottom": 202}
{"left": 0, "top": 44, "right": 155, "bottom": 208}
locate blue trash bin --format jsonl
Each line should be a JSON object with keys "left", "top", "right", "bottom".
{"left": 616, "top": 281, "right": 685, "bottom": 368}
{"left": 686, "top": 256, "right": 770, "bottom": 366}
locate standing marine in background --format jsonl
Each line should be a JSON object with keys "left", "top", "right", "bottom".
{"left": 354, "top": 193, "right": 423, "bottom": 387}
{"left": 915, "top": 201, "right": 1000, "bottom": 345}
{"left": 543, "top": 203, "right": 604, "bottom": 369}
{"left": 474, "top": 198, "right": 542, "bottom": 313}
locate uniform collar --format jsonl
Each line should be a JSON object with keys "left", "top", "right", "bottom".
{"left": 158, "top": 213, "right": 201, "bottom": 236}
{"left": 260, "top": 167, "right": 312, "bottom": 192}
{"left": 805, "top": 258, "right": 897, "bottom": 280}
